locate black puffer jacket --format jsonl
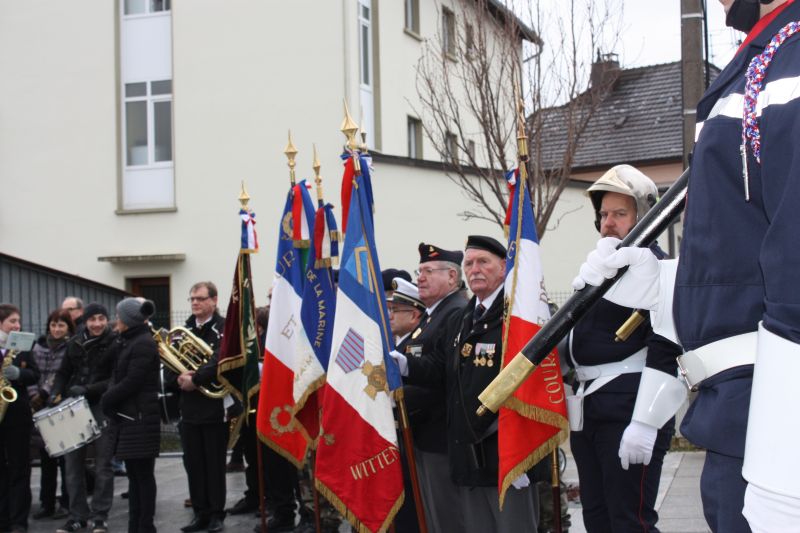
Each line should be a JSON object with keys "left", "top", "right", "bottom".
{"left": 102, "top": 323, "right": 161, "bottom": 460}
{"left": 52, "top": 327, "right": 116, "bottom": 407}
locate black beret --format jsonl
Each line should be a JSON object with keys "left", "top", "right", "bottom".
{"left": 418, "top": 243, "right": 464, "bottom": 265}
{"left": 465, "top": 235, "right": 507, "bottom": 259}
{"left": 381, "top": 269, "right": 412, "bottom": 291}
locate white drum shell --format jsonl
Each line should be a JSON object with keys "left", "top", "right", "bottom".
{"left": 33, "top": 396, "right": 101, "bottom": 457}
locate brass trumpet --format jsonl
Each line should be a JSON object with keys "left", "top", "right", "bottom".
{"left": 0, "top": 350, "right": 19, "bottom": 423}
{"left": 152, "top": 326, "right": 229, "bottom": 399}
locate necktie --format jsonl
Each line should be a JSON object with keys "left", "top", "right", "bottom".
{"left": 473, "top": 303, "right": 486, "bottom": 323}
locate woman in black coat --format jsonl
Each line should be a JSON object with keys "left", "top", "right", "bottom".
{"left": 101, "top": 299, "right": 160, "bottom": 533}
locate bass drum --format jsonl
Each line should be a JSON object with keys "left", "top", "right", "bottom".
{"left": 159, "top": 364, "right": 181, "bottom": 424}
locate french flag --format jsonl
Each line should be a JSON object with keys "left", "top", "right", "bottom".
{"left": 498, "top": 169, "right": 568, "bottom": 506}
{"left": 315, "top": 161, "right": 404, "bottom": 533}
{"left": 255, "top": 184, "right": 313, "bottom": 467}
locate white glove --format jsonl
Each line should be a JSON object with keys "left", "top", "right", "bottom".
{"left": 572, "top": 238, "right": 661, "bottom": 311}
{"left": 619, "top": 420, "right": 658, "bottom": 470}
{"left": 571, "top": 237, "right": 621, "bottom": 289}
{"left": 511, "top": 473, "right": 530, "bottom": 489}
{"left": 390, "top": 350, "right": 408, "bottom": 377}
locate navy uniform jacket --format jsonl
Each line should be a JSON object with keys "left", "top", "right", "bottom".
{"left": 675, "top": 1, "right": 800, "bottom": 456}
{"left": 406, "top": 290, "right": 504, "bottom": 487}
{"left": 401, "top": 290, "right": 467, "bottom": 453}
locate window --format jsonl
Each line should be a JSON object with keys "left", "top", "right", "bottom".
{"left": 444, "top": 131, "right": 458, "bottom": 162}
{"left": 359, "top": 2, "right": 372, "bottom": 87}
{"left": 465, "top": 22, "right": 475, "bottom": 58}
{"left": 408, "top": 117, "right": 422, "bottom": 159}
{"left": 124, "top": 0, "right": 170, "bottom": 15}
{"left": 404, "top": 0, "right": 419, "bottom": 34}
{"left": 442, "top": 8, "right": 456, "bottom": 57}
{"left": 467, "top": 140, "right": 476, "bottom": 161}
{"left": 124, "top": 80, "right": 173, "bottom": 167}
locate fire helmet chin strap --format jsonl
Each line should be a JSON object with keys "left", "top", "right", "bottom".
{"left": 727, "top": 0, "right": 777, "bottom": 33}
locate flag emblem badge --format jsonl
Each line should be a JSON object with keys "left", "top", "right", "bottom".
{"left": 335, "top": 328, "right": 366, "bottom": 373}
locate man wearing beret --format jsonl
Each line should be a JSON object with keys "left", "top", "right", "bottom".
{"left": 395, "top": 236, "right": 538, "bottom": 532}
{"left": 52, "top": 303, "right": 117, "bottom": 533}
{"left": 397, "top": 243, "right": 467, "bottom": 533}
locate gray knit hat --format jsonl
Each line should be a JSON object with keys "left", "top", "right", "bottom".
{"left": 116, "top": 298, "right": 155, "bottom": 327}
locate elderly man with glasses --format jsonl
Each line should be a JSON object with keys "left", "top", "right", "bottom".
{"left": 396, "top": 243, "right": 468, "bottom": 533}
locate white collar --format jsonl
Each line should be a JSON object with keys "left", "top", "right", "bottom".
{"left": 476, "top": 284, "right": 503, "bottom": 311}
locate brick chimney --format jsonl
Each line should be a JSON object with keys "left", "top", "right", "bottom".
{"left": 590, "top": 51, "right": 621, "bottom": 91}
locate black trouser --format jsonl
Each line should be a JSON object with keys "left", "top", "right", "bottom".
{"left": 570, "top": 416, "right": 673, "bottom": 533}
{"left": 126, "top": 457, "right": 156, "bottom": 533}
{"left": 241, "top": 416, "right": 260, "bottom": 506}
{"left": 0, "top": 424, "right": 32, "bottom": 531}
{"left": 393, "top": 430, "right": 421, "bottom": 533}
{"left": 39, "top": 448, "right": 68, "bottom": 510}
{"left": 263, "top": 445, "right": 297, "bottom": 520}
{"left": 180, "top": 421, "right": 228, "bottom": 520}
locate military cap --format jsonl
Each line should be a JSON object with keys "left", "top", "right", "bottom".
{"left": 465, "top": 235, "right": 507, "bottom": 259}
{"left": 418, "top": 243, "right": 464, "bottom": 265}
{"left": 381, "top": 268, "right": 412, "bottom": 291}
{"left": 388, "top": 278, "right": 426, "bottom": 312}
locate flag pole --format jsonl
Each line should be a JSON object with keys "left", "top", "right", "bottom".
{"left": 551, "top": 448, "right": 562, "bottom": 533}
{"left": 307, "top": 145, "right": 325, "bottom": 533}
{"left": 514, "top": 86, "right": 562, "bottom": 529}
{"left": 342, "top": 115, "right": 428, "bottom": 533}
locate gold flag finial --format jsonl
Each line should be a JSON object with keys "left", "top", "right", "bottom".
{"left": 312, "top": 143, "right": 324, "bottom": 203}
{"left": 341, "top": 100, "right": 359, "bottom": 152}
{"left": 284, "top": 130, "right": 298, "bottom": 186}
{"left": 239, "top": 180, "right": 251, "bottom": 210}
{"left": 515, "top": 86, "right": 529, "bottom": 163}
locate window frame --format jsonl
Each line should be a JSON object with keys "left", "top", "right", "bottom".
{"left": 122, "top": 79, "right": 173, "bottom": 169}
{"left": 407, "top": 116, "right": 423, "bottom": 159}
{"left": 442, "top": 7, "right": 456, "bottom": 58}
{"left": 404, "top": 0, "right": 420, "bottom": 35}
{"left": 123, "top": 0, "right": 171, "bottom": 17}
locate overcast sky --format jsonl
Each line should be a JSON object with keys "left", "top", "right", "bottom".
{"left": 619, "top": 1, "right": 741, "bottom": 68}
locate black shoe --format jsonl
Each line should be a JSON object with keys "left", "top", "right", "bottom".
{"left": 226, "top": 498, "right": 257, "bottom": 516}
{"left": 120, "top": 491, "right": 129, "bottom": 500}
{"left": 207, "top": 518, "right": 224, "bottom": 533}
{"left": 32, "top": 507, "right": 54, "bottom": 520}
{"left": 56, "top": 519, "right": 87, "bottom": 533}
{"left": 265, "top": 515, "right": 295, "bottom": 533}
{"left": 90, "top": 519, "right": 108, "bottom": 533}
{"left": 52, "top": 506, "right": 69, "bottom": 520}
{"left": 180, "top": 517, "right": 209, "bottom": 533}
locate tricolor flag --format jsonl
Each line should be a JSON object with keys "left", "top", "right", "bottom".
{"left": 498, "top": 169, "right": 569, "bottom": 506}
{"left": 256, "top": 185, "right": 313, "bottom": 467}
{"left": 296, "top": 201, "right": 340, "bottom": 442}
{"left": 315, "top": 164, "right": 404, "bottom": 533}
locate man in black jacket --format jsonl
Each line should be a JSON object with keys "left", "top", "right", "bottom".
{"left": 52, "top": 303, "right": 117, "bottom": 533}
{"left": 173, "top": 282, "right": 228, "bottom": 533}
{"left": 402, "top": 243, "right": 468, "bottom": 533}
{"left": 397, "top": 236, "right": 538, "bottom": 533}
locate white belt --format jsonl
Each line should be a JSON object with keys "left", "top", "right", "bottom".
{"left": 574, "top": 348, "right": 647, "bottom": 397}
{"left": 676, "top": 332, "right": 757, "bottom": 391}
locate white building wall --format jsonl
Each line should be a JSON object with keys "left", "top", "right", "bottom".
{"left": 2, "top": 0, "right": 593, "bottom": 323}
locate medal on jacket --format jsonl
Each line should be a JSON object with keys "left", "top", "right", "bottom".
{"left": 461, "top": 343, "right": 473, "bottom": 357}
{"left": 486, "top": 345, "right": 495, "bottom": 368}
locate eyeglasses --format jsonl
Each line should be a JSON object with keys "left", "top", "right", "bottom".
{"left": 188, "top": 296, "right": 210, "bottom": 302}
{"left": 414, "top": 267, "right": 451, "bottom": 277}
{"left": 387, "top": 308, "right": 414, "bottom": 315}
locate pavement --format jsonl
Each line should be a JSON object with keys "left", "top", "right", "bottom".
{"left": 563, "top": 450, "right": 711, "bottom": 533}
{"left": 24, "top": 450, "right": 711, "bottom": 533}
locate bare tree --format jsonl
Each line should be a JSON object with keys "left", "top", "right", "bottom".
{"left": 415, "top": 0, "right": 622, "bottom": 238}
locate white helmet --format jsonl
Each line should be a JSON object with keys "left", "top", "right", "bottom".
{"left": 586, "top": 165, "right": 658, "bottom": 231}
